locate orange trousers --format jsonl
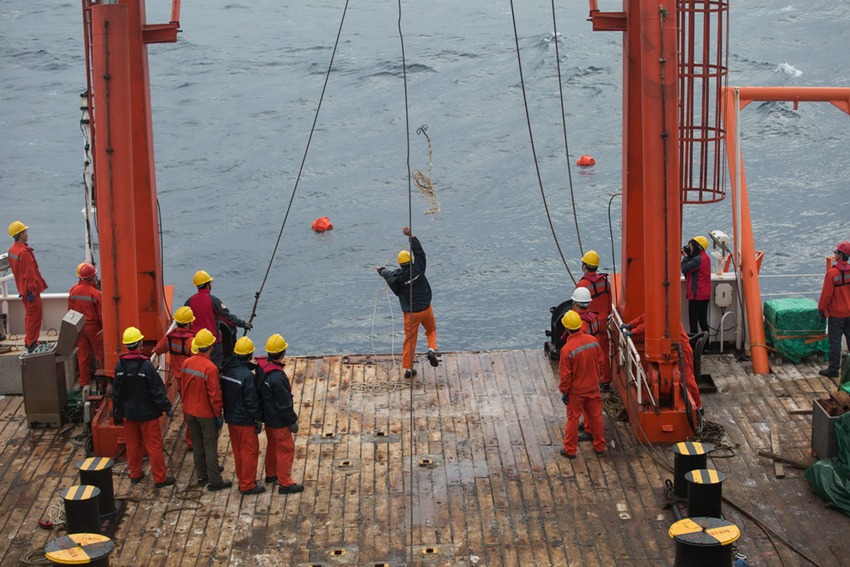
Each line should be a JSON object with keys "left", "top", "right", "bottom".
{"left": 125, "top": 418, "right": 168, "bottom": 483}
{"left": 24, "top": 294, "right": 42, "bottom": 346}
{"left": 564, "top": 393, "right": 606, "bottom": 455}
{"left": 402, "top": 305, "right": 437, "bottom": 369}
{"left": 228, "top": 424, "right": 259, "bottom": 491}
{"left": 265, "top": 426, "right": 295, "bottom": 487}
{"left": 75, "top": 324, "right": 103, "bottom": 386}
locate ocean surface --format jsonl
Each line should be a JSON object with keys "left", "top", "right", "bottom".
{"left": 2, "top": 1, "right": 849, "bottom": 356}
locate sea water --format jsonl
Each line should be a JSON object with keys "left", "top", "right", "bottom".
{"left": 2, "top": 1, "right": 849, "bottom": 355}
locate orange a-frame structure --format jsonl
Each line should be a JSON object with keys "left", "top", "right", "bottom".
{"left": 82, "top": 0, "right": 181, "bottom": 456}
{"left": 722, "top": 86, "right": 850, "bottom": 377}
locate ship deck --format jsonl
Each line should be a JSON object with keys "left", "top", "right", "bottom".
{"left": 0, "top": 349, "right": 846, "bottom": 566}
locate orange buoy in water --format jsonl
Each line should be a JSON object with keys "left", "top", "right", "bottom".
{"left": 577, "top": 154, "right": 596, "bottom": 167}
{"left": 311, "top": 217, "right": 333, "bottom": 232}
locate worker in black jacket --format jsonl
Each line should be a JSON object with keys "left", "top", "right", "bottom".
{"left": 256, "top": 333, "right": 303, "bottom": 494}
{"left": 220, "top": 336, "right": 264, "bottom": 495}
{"left": 113, "top": 326, "right": 175, "bottom": 489}
{"left": 376, "top": 226, "right": 440, "bottom": 378}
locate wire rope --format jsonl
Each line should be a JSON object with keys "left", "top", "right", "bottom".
{"left": 508, "top": 0, "right": 577, "bottom": 285}
{"left": 548, "top": 0, "right": 583, "bottom": 255}
{"left": 245, "top": 0, "right": 352, "bottom": 328}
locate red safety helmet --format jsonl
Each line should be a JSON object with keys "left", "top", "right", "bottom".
{"left": 79, "top": 263, "right": 97, "bottom": 280}
{"left": 836, "top": 241, "right": 850, "bottom": 257}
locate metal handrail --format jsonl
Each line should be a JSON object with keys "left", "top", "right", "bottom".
{"left": 610, "top": 309, "right": 656, "bottom": 408}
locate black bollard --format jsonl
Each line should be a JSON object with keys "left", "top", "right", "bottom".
{"left": 45, "top": 533, "right": 115, "bottom": 567}
{"left": 672, "top": 441, "right": 714, "bottom": 498}
{"left": 76, "top": 457, "right": 116, "bottom": 517}
{"left": 60, "top": 485, "right": 101, "bottom": 535}
{"left": 669, "top": 516, "right": 740, "bottom": 567}
{"left": 686, "top": 468, "right": 726, "bottom": 518}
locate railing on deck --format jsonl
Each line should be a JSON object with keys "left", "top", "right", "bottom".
{"left": 610, "top": 310, "right": 656, "bottom": 409}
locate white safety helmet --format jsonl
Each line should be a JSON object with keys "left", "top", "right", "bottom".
{"left": 571, "top": 287, "right": 592, "bottom": 307}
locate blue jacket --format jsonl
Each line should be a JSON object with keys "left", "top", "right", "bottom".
{"left": 113, "top": 353, "right": 172, "bottom": 422}
{"left": 220, "top": 357, "right": 263, "bottom": 426}
{"left": 380, "top": 236, "right": 433, "bottom": 312}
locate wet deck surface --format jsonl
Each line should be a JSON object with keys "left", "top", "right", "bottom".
{"left": 0, "top": 349, "right": 847, "bottom": 566}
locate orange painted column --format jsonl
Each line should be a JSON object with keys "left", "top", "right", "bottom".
{"left": 91, "top": 3, "right": 139, "bottom": 373}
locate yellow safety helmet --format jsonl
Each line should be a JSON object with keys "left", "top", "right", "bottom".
{"left": 691, "top": 236, "right": 709, "bottom": 251}
{"left": 561, "top": 310, "right": 583, "bottom": 331}
{"left": 122, "top": 326, "right": 144, "bottom": 345}
{"left": 79, "top": 263, "right": 97, "bottom": 280}
{"left": 76, "top": 263, "right": 86, "bottom": 278}
{"left": 191, "top": 341, "right": 199, "bottom": 355}
{"left": 8, "top": 221, "right": 27, "bottom": 238}
{"left": 193, "top": 328, "right": 216, "bottom": 350}
{"left": 193, "top": 270, "right": 213, "bottom": 287}
{"left": 265, "top": 333, "right": 288, "bottom": 355}
{"left": 173, "top": 306, "right": 195, "bottom": 325}
{"left": 397, "top": 250, "right": 411, "bottom": 265}
{"left": 581, "top": 250, "right": 600, "bottom": 268}
{"left": 234, "top": 336, "right": 255, "bottom": 356}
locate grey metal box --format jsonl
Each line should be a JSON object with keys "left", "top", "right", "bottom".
{"left": 56, "top": 310, "right": 86, "bottom": 357}
{"left": 811, "top": 398, "right": 841, "bottom": 460}
{"left": 21, "top": 347, "right": 67, "bottom": 428}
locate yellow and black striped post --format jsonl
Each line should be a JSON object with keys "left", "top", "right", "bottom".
{"left": 669, "top": 517, "right": 740, "bottom": 566}
{"left": 685, "top": 468, "right": 726, "bottom": 518}
{"left": 671, "top": 441, "right": 714, "bottom": 498}
{"left": 76, "top": 458, "right": 116, "bottom": 517}
{"left": 45, "top": 533, "right": 115, "bottom": 566}
{"left": 60, "top": 485, "right": 101, "bottom": 535}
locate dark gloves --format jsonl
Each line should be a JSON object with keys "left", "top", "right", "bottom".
{"left": 166, "top": 407, "right": 174, "bottom": 418}
{"left": 623, "top": 331, "right": 633, "bottom": 339}
{"left": 561, "top": 393, "right": 569, "bottom": 405}
{"left": 114, "top": 417, "right": 123, "bottom": 426}
{"left": 245, "top": 322, "right": 253, "bottom": 331}
{"left": 620, "top": 323, "right": 631, "bottom": 331}
{"left": 255, "top": 421, "right": 263, "bottom": 435}
{"left": 26, "top": 291, "right": 34, "bottom": 302}
{"left": 290, "top": 422, "right": 299, "bottom": 434}
{"left": 215, "top": 417, "right": 223, "bottom": 430}
{"left": 375, "top": 267, "right": 384, "bottom": 274}
{"left": 818, "top": 310, "right": 826, "bottom": 322}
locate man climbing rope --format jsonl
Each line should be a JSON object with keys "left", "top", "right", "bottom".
{"left": 376, "top": 226, "right": 439, "bottom": 378}
{"left": 185, "top": 270, "right": 252, "bottom": 367}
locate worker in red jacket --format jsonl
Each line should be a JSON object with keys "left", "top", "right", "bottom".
{"left": 577, "top": 251, "right": 611, "bottom": 385}
{"left": 571, "top": 286, "right": 611, "bottom": 390}
{"left": 256, "top": 333, "right": 304, "bottom": 494}
{"left": 68, "top": 263, "right": 103, "bottom": 387}
{"left": 181, "top": 328, "right": 231, "bottom": 492}
{"left": 558, "top": 311, "right": 606, "bottom": 459}
{"left": 621, "top": 314, "right": 703, "bottom": 414}
{"left": 681, "top": 236, "right": 712, "bottom": 334}
{"left": 112, "top": 327, "right": 175, "bottom": 488}
{"left": 185, "top": 270, "right": 251, "bottom": 368}
{"left": 7, "top": 221, "right": 48, "bottom": 351}
{"left": 818, "top": 240, "right": 850, "bottom": 378}
{"left": 153, "top": 306, "right": 196, "bottom": 448}
{"left": 220, "top": 336, "right": 264, "bottom": 495}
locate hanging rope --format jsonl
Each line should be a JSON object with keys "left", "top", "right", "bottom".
{"left": 245, "top": 0, "right": 352, "bottom": 328}
{"left": 508, "top": 0, "right": 577, "bottom": 285}
{"left": 411, "top": 124, "right": 441, "bottom": 219}
{"left": 548, "top": 0, "right": 583, "bottom": 255}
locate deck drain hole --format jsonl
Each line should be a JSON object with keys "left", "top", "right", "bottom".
{"left": 422, "top": 547, "right": 439, "bottom": 555}
{"left": 322, "top": 432, "right": 335, "bottom": 438}
{"left": 329, "top": 549, "right": 347, "bottom": 557}
{"left": 375, "top": 431, "right": 386, "bottom": 437}
{"left": 338, "top": 460, "right": 352, "bottom": 468}
{"left": 418, "top": 458, "right": 433, "bottom": 467}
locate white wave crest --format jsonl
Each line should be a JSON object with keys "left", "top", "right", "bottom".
{"left": 777, "top": 62, "right": 802, "bottom": 77}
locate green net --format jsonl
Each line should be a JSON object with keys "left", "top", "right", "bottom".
{"left": 763, "top": 297, "right": 828, "bottom": 364}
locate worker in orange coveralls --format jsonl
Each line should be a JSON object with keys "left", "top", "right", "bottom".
{"left": 620, "top": 314, "right": 703, "bottom": 415}
{"left": 220, "top": 336, "right": 265, "bottom": 495}
{"left": 67, "top": 263, "right": 103, "bottom": 386}
{"left": 256, "top": 333, "right": 304, "bottom": 494}
{"left": 817, "top": 240, "right": 850, "bottom": 378}
{"left": 153, "top": 306, "right": 196, "bottom": 449}
{"left": 181, "top": 329, "right": 231, "bottom": 492}
{"left": 576, "top": 250, "right": 611, "bottom": 387}
{"left": 112, "top": 327, "right": 175, "bottom": 488}
{"left": 570, "top": 286, "right": 611, "bottom": 391}
{"left": 7, "top": 221, "right": 48, "bottom": 352}
{"left": 558, "top": 310, "right": 606, "bottom": 459}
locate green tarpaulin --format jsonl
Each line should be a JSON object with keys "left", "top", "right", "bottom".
{"left": 805, "top": 412, "right": 850, "bottom": 516}
{"left": 763, "top": 298, "right": 828, "bottom": 364}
